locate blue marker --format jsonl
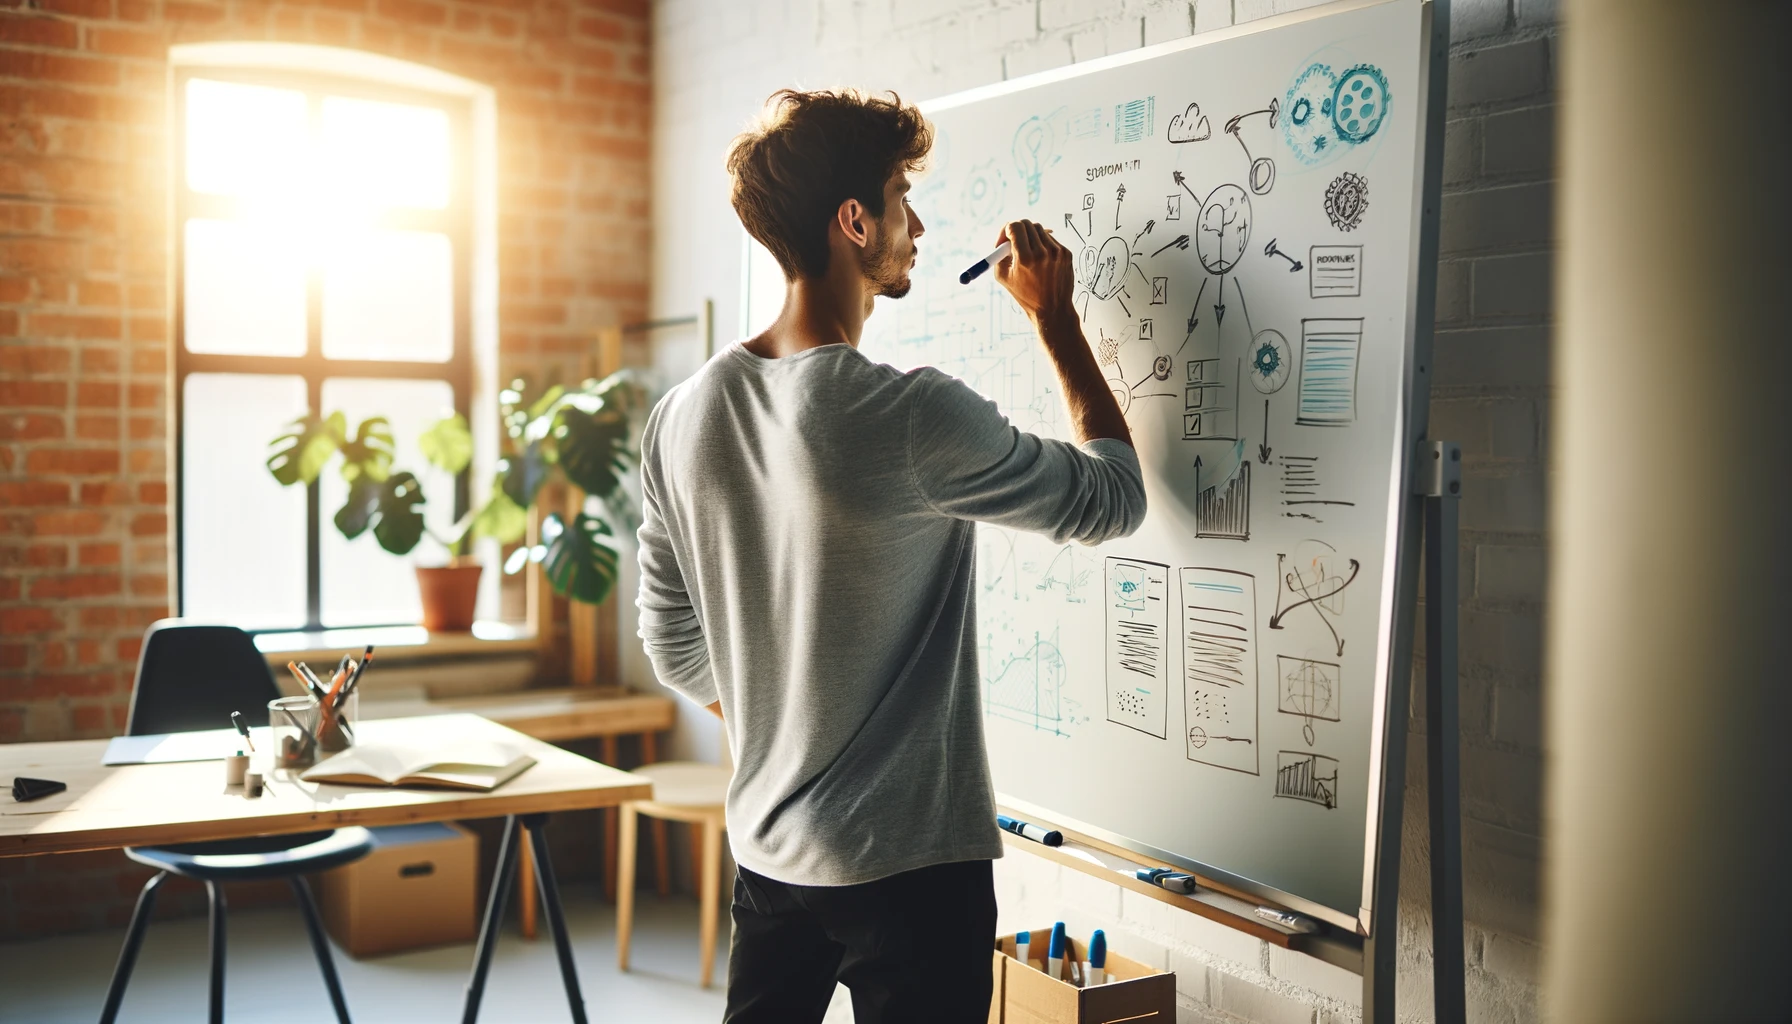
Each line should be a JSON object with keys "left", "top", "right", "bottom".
{"left": 1047, "top": 921, "right": 1067, "bottom": 980}
{"left": 1015, "top": 929, "right": 1031, "bottom": 967}
{"left": 1135, "top": 866, "right": 1197, "bottom": 894}
{"left": 959, "top": 241, "right": 1012, "bottom": 284}
{"left": 1087, "top": 929, "right": 1108, "bottom": 986}
{"left": 998, "top": 814, "right": 1064, "bottom": 847}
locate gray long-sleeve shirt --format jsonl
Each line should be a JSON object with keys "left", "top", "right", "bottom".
{"left": 635, "top": 342, "right": 1146, "bottom": 886}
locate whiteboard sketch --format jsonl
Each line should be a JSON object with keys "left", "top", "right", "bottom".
{"left": 1105, "top": 558, "right": 1170, "bottom": 738}
{"left": 1277, "top": 655, "right": 1341, "bottom": 746}
{"left": 1179, "top": 567, "right": 1260, "bottom": 774}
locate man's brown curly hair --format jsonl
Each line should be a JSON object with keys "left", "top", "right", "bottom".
{"left": 726, "top": 89, "right": 933, "bottom": 281}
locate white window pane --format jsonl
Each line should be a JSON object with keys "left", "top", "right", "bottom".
{"left": 183, "top": 374, "right": 309, "bottom": 630}
{"left": 320, "top": 95, "right": 450, "bottom": 210}
{"left": 184, "top": 218, "right": 308, "bottom": 356}
{"left": 322, "top": 229, "right": 452, "bottom": 362}
{"left": 186, "top": 78, "right": 308, "bottom": 199}
{"left": 319, "top": 378, "right": 458, "bottom": 628}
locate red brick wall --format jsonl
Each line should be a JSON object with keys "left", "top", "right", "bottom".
{"left": 0, "top": 0, "right": 649, "bottom": 939}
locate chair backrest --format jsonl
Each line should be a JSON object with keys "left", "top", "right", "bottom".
{"left": 127, "top": 620, "right": 281, "bottom": 736}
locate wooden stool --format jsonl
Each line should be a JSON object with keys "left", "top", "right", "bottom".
{"left": 616, "top": 761, "right": 730, "bottom": 988}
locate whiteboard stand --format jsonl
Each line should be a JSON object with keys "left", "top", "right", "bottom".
{"left": 1365, "top": 440, "right": 1465, "bottom": 1024}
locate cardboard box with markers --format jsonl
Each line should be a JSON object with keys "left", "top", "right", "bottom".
{"left": 989, "top": 926, "right": 1175, "bottom": 1023}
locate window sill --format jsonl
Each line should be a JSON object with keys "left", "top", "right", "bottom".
{"left": 254, "top": 620, "right": 535, "bottom": 668}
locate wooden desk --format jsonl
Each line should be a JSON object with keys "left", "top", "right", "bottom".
{"left": 0, "top": 714, "right": 647, "bottom": 1024}
{"left": 359, "top": 687, "right": 680, "bottom": 933}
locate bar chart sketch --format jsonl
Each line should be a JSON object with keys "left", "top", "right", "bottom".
{"left": 1275, "top": 750, "right": 1339, "bottom": 809}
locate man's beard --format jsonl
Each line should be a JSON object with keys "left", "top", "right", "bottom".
{"left": 861, "top": 226, "right": 912, "bottom": 299}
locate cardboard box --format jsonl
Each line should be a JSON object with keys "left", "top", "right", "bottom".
{"left": 314, "top": 822, "right": 478, "bottom": 958}
{"left": 989, "top": 928, "right": 1175, "bottom": 1024}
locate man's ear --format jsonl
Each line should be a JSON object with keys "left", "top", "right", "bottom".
{"left": 835, "top": 197, "right": 870, "bottom": 249}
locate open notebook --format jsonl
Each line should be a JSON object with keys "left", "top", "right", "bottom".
{"left": 300, "top": 735, "right": 536, "bottom": 791}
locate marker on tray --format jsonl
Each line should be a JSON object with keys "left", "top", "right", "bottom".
{"left": 1047, "top": 921, "right": 1067, "bottom": 981}
{"left": 997, "top": 814, "right": 1063, "bottom": 847}
{"left": 1254, "top": 906, "right": 1320, "bottom": 934}
{"left": 1135, "top": 866, "right": 1198, "bottom": 894}
{"left": 959, "top": 241, "right": 1011, "bottom": 284}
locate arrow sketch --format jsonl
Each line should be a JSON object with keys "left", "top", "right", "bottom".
{"left": 1172, "top": 169, "right": 1200, "bottom": 202}
{"left": 1258, "top": 400, "right": 1272, "bottom": 464}
{"left": 1064, "top": 212, "right": 1085, "bottom": 245}
{"left": 1151, "top": 234, "right": 1190, "bottom": 257}
{"left": 1133, "top": 219, "right": 1155, "bottom": 247}
{"left": 1176, "top": 277, "right": 1209, "bottom": 355}
{"left": 1265, "top": 238, "right": 1303, "bottom": 272}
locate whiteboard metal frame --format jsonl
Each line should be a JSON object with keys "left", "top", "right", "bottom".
{"left": 914, "top": 0, "right": 1451, "bottom": 942}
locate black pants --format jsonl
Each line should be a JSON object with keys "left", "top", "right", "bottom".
{"left": 723, "top": 859, "right": 997, "bottom": 1024}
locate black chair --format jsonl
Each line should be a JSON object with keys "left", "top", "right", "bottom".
{"left": 101, "top": 620, "right": 373, "bottom": 1024}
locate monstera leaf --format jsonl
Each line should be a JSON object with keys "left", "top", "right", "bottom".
{"left": 468, "top": 474, "right": 527, "bottom": 545}
{"left": 267, "top": 412, "right": 347, "bottom": 487}
{"left": 371, "top": 472, "right": 427, "bottom": 554}
{"left": 333, "top": 471, "right": 427, "bottom": 555}
{"left": 555, "top": 404, "right": 633, "bottom": 501}
{"left": 419, "top": 413, "right": 472, "bottom": 475}
{"left": 338, "top": 416, "right": 395, "bottom": 483}
{"left": 536, "top": 511, "right": 619, "bottom": 605}
{"left": 498, "top": 440, "right": 552, "bottom": 508}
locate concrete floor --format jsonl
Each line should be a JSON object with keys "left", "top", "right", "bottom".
{"left": 0, "top": 884, "right": 731, "bottom": 1023}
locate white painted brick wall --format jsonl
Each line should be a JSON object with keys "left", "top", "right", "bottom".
{"left": 647, "top": 2, "right": 1556, "bottom": 1020}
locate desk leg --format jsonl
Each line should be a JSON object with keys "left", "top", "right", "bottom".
{"left": 462, "top": 815, "right": 522, "bottom": 1024}
{"left": 524, "top": 813, "right": 589, "bottom": 1024}
{"left": 518, "top": 839, "right": 538, "bottom": 940}
{"left": 601, "top": 735, "right": 620, "bottom": 902}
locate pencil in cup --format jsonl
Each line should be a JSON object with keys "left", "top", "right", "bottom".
{"left": 269, "top": 695, "right": 321, "bottom": 771}
{"left": 315, "top": 665, "right": 358, "bottom": 755}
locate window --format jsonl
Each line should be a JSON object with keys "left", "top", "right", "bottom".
{"left": 173, "top": 64, "right": 483, "bottom": 634}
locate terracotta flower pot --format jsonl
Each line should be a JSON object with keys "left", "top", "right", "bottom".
{"left": 415, "top": 563, "right": 483, "bottom": 632}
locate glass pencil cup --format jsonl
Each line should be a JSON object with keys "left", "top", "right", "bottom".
{"left": 315, "top": 687, "right": 357, "bottom": 755}
{"left": 269, "top": 695, "right": 321, "bottom": 771}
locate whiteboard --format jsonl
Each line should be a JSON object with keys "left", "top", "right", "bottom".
{"left": 744, "top": 0, "right": 1439, "bottom": 930}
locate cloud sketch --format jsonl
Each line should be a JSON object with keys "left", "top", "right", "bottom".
{"left": 1167, "top": 102, "right": 1211, "bottom": 143}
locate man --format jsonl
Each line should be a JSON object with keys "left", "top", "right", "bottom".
{"left": 635, "top": 89, "right": 1146, "bottom": 1023}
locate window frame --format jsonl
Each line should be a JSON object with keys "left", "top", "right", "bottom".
{"left": 171, "top": 65, "right": 477, "bottom": 634}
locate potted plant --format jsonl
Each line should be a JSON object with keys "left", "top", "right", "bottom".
{"left": 265, "top": 371, "right": 646, "bottom": 631}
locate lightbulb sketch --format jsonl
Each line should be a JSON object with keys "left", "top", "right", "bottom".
{"left": 1012, "top": 115, "right": 1057, "bottom": 205}
{"left": 1196, "top": 184, "right": 1252, "bottom": 275}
